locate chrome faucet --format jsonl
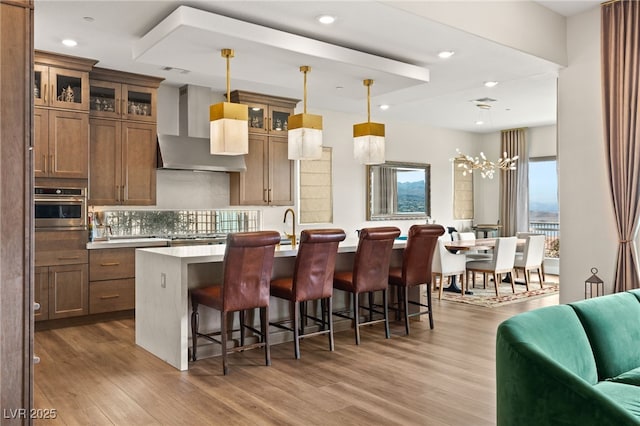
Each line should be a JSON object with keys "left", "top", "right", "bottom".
{"left": 283, "top": 208, "right": 296, "bottom": 247}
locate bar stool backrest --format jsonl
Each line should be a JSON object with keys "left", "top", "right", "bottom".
{"left": 222, "top": 231, "right": 281, "bottom": 312}
{"left": 402, "top": 224, "right": 445, "bottom": 285}
{"left": 352, "top": 227, "right": 401, "bottom": 293}
{"left": 292, "top": 229, "right": 347, "bottom": 301}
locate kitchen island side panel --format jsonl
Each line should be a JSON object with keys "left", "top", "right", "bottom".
{"left": 135, "top": 251, "right": 189, "bottom": 370}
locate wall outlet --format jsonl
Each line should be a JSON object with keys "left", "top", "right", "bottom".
{"left": 160, "top": 273, "right": 166, "bottom": 288}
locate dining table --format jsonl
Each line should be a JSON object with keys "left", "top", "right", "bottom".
{"left": 443, "top": 238, "right": 526, "bottom": 293}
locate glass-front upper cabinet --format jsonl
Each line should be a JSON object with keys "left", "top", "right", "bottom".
{"left": 230, "top": 90, "right": 298, "bottom": 136}
{"left": 270, "top": 106, "right": 290, "bottom": 135}
{"left": 123, "top": 85, "right": 156, "bottom": 122}
{"left": 248, "top": 103, "right": 267, "bottom": 133}
{"left": 89, "top": 80, "right": 121, "bottom": 118}
{"left": 34, "top": 65, "right": 89, "bottom": 111}
{"left": 89, "top": 81, "right": 156, "bottom": 122}
{"left": 243, "top": 103, "right": 291, "bottom": 134}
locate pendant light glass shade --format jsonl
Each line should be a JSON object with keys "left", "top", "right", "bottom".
{"left": 210, "top": 49, "right": 248, "bottom": 156}
{"left": 353, "top": 79, "right": 385, "bottom": 165}
{"left": 288, "top": 66, "right": 323, "bottom": 160}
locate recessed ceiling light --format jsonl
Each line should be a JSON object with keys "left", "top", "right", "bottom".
{"left": 62, "top": 39, "right": 78, "bottom": 47}
{"left": 317, "top": 15, "right": 336, "bottom": 25}
{"left": 475, "top": 120, "right": 484, "bottom": 125}
{"left": 379, "top": 104, "right": 390, "bottom": 111}
{"left": 484, "top": 81, "right": 499, "bottom": 88}
{"left": 438, "top": 50, "right": 455, "bottom": 59}
{"left": 335, "top": 86, "right": 344, "bottom": 90}
{"left": 83, "top": 16, "right": 95, "bottom": 23}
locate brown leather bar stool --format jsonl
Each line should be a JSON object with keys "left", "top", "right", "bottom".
{"left": 388, "top": 224, "right": 444, "bottom": 335}
{"left": 190, "top": 230, "right": 281, "bottom": 375}
{"left": 333, "top": 226, "right": 401, "bottom": 345}
{"left": 270, "top": 229, "right": 346, "bottom": 359}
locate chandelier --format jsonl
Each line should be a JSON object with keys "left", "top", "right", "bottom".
{"left": 452, "top": 149, "right": 518, "bottom": 179}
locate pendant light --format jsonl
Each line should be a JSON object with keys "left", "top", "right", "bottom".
{"left": 288, "top": 66, "right": 323, "bottom": 160}
{"left": 210, "top": 49, "right": 248, "bottom": 156}
{"left": 353, "top": 79, "right": 385, "bottom": 165}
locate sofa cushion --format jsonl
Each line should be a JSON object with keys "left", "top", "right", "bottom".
{"left": 594, "top": 381, "right": 640, "bottom": 419}
{"left": 629, "top": 289, "right": 640, "bottom": 302}
{"left": 570, "top": 292, "right": 640, "bottom": 380}
{"left": 608, "top": 366, "right": 640, "bottom": 386}
{"left": 497, "top": 304, "right": 598, "bottom": 384}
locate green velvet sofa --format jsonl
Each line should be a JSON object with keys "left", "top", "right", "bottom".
{"left": 496, "top": 289, "right": 640, "bottom": 425}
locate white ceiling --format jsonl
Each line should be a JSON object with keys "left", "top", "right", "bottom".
{"left": 33, "top": 1, "right": 600, "bottom": 134}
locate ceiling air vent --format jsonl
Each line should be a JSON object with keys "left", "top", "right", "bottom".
{"left": 161, "top": 66, "right": 190, "bottom": 74}
{"left": 472, "top": 97, "right": 497, "bottom": 104}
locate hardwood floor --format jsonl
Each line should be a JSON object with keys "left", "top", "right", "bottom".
{"left": 34, "top": 293, "right": 558, "bottom": 425}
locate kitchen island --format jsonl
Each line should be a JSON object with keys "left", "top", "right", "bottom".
{"left": 135, "top": 238, "right": 406, "bottom": 370}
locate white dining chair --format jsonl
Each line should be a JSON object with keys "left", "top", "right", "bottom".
{"left": 466, "top": 237, "right": 517, "bottom": 297}
{"left": 514, "top": 234, "right": 546, "bottom": 290}
{"left": 432, "top": 238, "right": 467, "bottom": 299}
{"left": 456, "top": 231, "right": 492, "bottom": 261}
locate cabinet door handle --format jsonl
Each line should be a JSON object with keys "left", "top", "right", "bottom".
{"left": 50, "top": 155, "right": 54, "bottom": 174}
{"left": 33, "top": 355, "right": 41, "bottom": 365}
{"left": 100, "top": 262, "right": 120, "bottom": 267}
{"left": 263, "top": 189, "right": 267, "bottom": 202}
{"left": 42, "top": 154, "right": 47, "bottom": 173}
{"left": 115, "top": 98, "right": 120, "bottom": 115}
{"left": 34, "top": 302, "right": 41, "bottom": 311}
{"left": 58, "top": 256, "right": 79, "bottom": 260}
{"left": 43, "top": 84, "right": 47, "bottom": 103}
{"left": 100, "top": 294, "right": 120, "bottom": 300}
{"left": 268, "top": 188, "right": 272, "bottom": 203}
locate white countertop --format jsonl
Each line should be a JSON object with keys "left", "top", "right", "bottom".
{"left": 135, "top": 237, "right": 407, "bottom": 260}
{"left": 87, "top": 238, "right": 170, "bottom": 249}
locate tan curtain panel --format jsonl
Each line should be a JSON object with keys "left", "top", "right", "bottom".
{"left": 601, "top": 0, "right": 640, "bottom": 292}
{"left": 376, "top": 166, "right": 397, "bottom": 215}
{"left": 499, "top": 128, "right": 528, "bottom": 237}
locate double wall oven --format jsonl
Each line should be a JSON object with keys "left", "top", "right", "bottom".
{"left": 34, "top": 186, "right": 87, "bottom": 230}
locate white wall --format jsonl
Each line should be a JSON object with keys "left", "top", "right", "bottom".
{"left": 558, "top": 7, "right": 618, "bottom": 302}
{"left": 154, "top": 85, "right": 481, "bottom": 236}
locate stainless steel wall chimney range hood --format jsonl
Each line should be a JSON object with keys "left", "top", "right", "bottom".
{"left": 157, "top": 85, "right": 246, "bottom": 172}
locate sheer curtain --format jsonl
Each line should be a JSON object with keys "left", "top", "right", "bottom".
{"left": 499, "top": 128, "right": 528, "bottom": 237}
{"left": 602, "top": 0, "right": 640, "bottom": 291}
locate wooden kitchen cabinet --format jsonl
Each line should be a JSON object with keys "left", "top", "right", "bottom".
{"left": 35, "top": 230, "right": 89, "bottom": 322}
{"left": 88, "top": 68, "right": 163, "bottom": 206}
{"left": 89, "top": 248, "right": 135, "bottom": 314}
{"left": 34, "top": 51, "right": 95, "bottom": 180}
{"left": 34, "top": 107, "right": 89, "bottom": 178}
{"left": 229, "top": 91, "right": 297, "bottom": 206}
{"left": 89, "top": 78, "right": 158, "bottom": 123}
{"left": 230, "top": 90, "right": 297, "bottom": 136}
{"left": 230, "top": 134, "right": 293, "bottom": 205}
{"left": 89, "top": 118, "right": 157, "bottom": 205}
{"left": 34, "top": 51, "right": 96, "bottom": 111}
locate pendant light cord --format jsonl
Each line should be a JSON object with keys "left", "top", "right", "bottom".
{"left": 221, "top": 49, "right": 234, "bottom": 101}
{"left": 363, "top": 79, "right": 374, "bottom": 123}
{"left": 300, "top": 66, "right": 311, "bottom": 114}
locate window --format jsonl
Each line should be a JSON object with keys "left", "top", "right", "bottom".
{"left": 528, "top": 156, "right": 559, "bottom": 257}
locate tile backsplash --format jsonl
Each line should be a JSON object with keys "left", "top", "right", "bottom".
{"left": 94, "top": 209, "right": 260, "bottom": 237}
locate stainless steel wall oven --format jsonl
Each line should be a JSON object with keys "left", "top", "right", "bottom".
{"left": 34, "top": 187, "right": 87, "bottom": 230}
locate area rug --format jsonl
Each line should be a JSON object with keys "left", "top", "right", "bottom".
{"left": 439, "top": 281, "right": 559, "bottom": 308}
